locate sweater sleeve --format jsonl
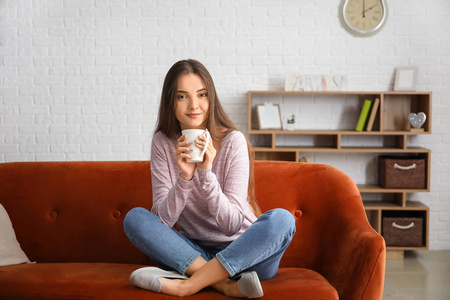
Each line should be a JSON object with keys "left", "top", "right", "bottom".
{"left": 197, "top": 131, "right": 250, "bottom": 236}
{"left": 150, "top": 132, "right": 193, "bottom": 228}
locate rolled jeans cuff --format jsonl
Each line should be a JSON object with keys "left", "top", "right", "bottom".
{"left": 216, "top": 252, "right": 236, "bottom": 277}
{"left": 180, "top": 252, "right": 201, "bottom": 275}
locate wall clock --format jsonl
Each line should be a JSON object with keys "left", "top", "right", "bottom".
{"left": 340, "top": 0, "right": 387, "bottom": 36}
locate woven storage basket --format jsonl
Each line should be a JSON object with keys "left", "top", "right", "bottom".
{"left": 378, "top": 156, "right": 426, "bottom": 189}
{"left": 383, "top": 217, "right": 423, "bottom": 247}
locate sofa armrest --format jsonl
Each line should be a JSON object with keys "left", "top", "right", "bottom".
{"left": 254, "top": 161, "right": 385, "bottom": 299}
{"left": 317, "top": 195, "right": 386, "bottom": 300}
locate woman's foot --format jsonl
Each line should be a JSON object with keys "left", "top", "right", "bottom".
{"left": 159, "top": 277, "right": 195, "bottom": 297}
{"left": 159, "top": 272, "right": 263, "bottom": 298}
{"left": 212, "top": 272, "right": 264, "bottom": 298}
{"left": 158, "top": 277, "right": 244, "bottom": 297}
{"left": 236, "top": 272, "right": 264, "bottom": 298}
{"left": 129, "top": 267, "right": 188, "bottom": 293}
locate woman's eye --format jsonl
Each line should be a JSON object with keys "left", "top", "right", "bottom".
{"left": 199, "top": 93, "right": 208, "bottom": 98}
{"left": 177, "top": 94, "right": 187, "bottom": 100}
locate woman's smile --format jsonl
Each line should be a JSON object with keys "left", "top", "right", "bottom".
{"left": 186, "top": 113, "right": 203, "bottom": 118}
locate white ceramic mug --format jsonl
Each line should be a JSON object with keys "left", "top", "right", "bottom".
{"left": 181, "top": 129, "right": 211, "bottom": 163}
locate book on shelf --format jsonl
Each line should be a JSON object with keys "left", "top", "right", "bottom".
{"left": 365, "top": 98, "right": 380, "bottom": 131}
{"left": 355, "top": 99, "right": 373, "bottom": 132}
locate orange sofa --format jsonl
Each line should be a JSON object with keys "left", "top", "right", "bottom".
{"left": 0, "top": 161, "right": 385, "bottom": 299}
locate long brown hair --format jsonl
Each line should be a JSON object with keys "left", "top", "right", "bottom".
{"left": 155, "top": 59, "right": 261, "bottom": 216}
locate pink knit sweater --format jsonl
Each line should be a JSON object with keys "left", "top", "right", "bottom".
{"left": 150, "top": 130, "right": 257, "bottom": 246}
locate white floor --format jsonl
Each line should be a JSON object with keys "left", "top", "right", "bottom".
{"left": 383, "top": 250, "right": 450, "bottom": 300}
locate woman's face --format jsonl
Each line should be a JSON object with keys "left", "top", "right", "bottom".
{"left": 175, "top": 73, "right": 209, "bottom": 130}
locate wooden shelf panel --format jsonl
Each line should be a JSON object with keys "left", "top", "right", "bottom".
{"left": 249, "top": 130, "right": 431, "bottom": 136}
{"left": 358, "top": 185, "right": 429, "bottom": 193}
{"left": 249, "top": 90, "right": 432, "bottom": 95}
{"left": 249, "top": 90, "right": 381, "bottom": 95}
{"left": 364, "top": 201, "right": 428, "bottom": 210}
{"left": 386, "top": 246, "right": 428, "bottom": 251}
{"left": 254, "top": 147, "right": 430, "bottom": 154}
{"left": 340, "top": 147, "right": 430, "bottom": 153}
{"left": 254, "top": 147, "right": 337, "bottom": 153}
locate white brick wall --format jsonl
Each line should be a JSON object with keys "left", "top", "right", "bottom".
{"left": 0, "top": 0, "right": 449, "bottom": 250}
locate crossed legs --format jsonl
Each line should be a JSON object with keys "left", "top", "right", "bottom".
{"left": 159, "top": 256, "right": 246, "bottom": 297}
{"left": 124, "top": 208, "right": 295, "bottom": 297}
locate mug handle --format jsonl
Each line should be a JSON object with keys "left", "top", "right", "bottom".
{"left": 199, "top": 130, "right": 210, "bottom": 158}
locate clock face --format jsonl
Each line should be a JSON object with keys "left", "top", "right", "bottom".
{"left": 342, "top": 0, "right": 387, "bottom": 35}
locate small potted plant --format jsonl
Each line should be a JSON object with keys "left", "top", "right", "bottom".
{"left": 285, "top": 114, "right": 296, "bottom": 131}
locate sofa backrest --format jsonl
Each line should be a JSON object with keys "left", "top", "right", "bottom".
{"left": 0, "top": 161, "right": 153, "bottom": 265}
{"left": 0, "top": 160, "right": 366, "bottom": 269}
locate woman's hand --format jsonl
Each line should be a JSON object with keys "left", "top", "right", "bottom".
{"left": 196, "top": 133, "right": 217, "bottom": 170}
{"left": 175, "top": 135, "right": 196, "bottom": 181}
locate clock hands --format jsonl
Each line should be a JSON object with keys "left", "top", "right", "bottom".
{"left": 363, "top": 0, "right": 366, "bottom": 18}
{"left": 362, "top": 1, "right": 378, "bottom": 17}
{"left": 364, "top": 4, "right": 378, "bottom": 13}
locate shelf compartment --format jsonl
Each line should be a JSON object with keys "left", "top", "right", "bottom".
{"left": 382, "top": 208, "right": 429, "bottom": 249}
{"left": 254, "top": 151, "right": 297, "bottom": 161}
{"left": 362, "top": 192, "right": 424, "bottom": 207}
{"left": 251, "top": 133, "right": 339, "bottom": 150}
{"left": 364, "top": 201, "right": 429, "bottom": 250}
{"left": 276, "top": 134, "right": 338, "bottom": 149}
{"left": 340, "top": 134, "right": 410, "bottom": 150}
{"left": 381, "top": 92, "right": 431, "bottom": 133}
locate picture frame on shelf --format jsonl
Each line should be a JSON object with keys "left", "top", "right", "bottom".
{"left": 394, "top": 67, "right": 418, "bottom": 91}
{"left": 256, "top": 104, "right": 282, "bottom": 130}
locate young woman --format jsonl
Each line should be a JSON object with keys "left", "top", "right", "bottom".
{"left": 124, "top": 59, "right": 296, "bottom": 298}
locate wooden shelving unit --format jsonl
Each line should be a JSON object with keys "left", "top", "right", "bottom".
{"left": 248, "top": 91, "right": 432, "bottom": 257}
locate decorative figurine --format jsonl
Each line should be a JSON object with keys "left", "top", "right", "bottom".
{"left": 408, "top": 112, "right": 426, "bottom": 129}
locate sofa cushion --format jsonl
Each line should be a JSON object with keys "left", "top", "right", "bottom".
{"left": 0, "top": 203, "right": 30, "bottom": 267}
{"left": 0, "top": 264, "right": 338, "bottom": 300}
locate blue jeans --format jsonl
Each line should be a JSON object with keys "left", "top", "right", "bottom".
{"left": 123, "top": 208, "right": 296, "bottom": 281}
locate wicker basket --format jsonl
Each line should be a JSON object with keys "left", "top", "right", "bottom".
{"left": 383, "top": 217, "right": 423, "bottom": 247}
{"left": 378, "top": 156, "right": 426, "bottom": 189}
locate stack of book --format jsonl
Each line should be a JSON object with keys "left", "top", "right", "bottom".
{"left": 356, "top": 98, "right": 380, "bottom": 131}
